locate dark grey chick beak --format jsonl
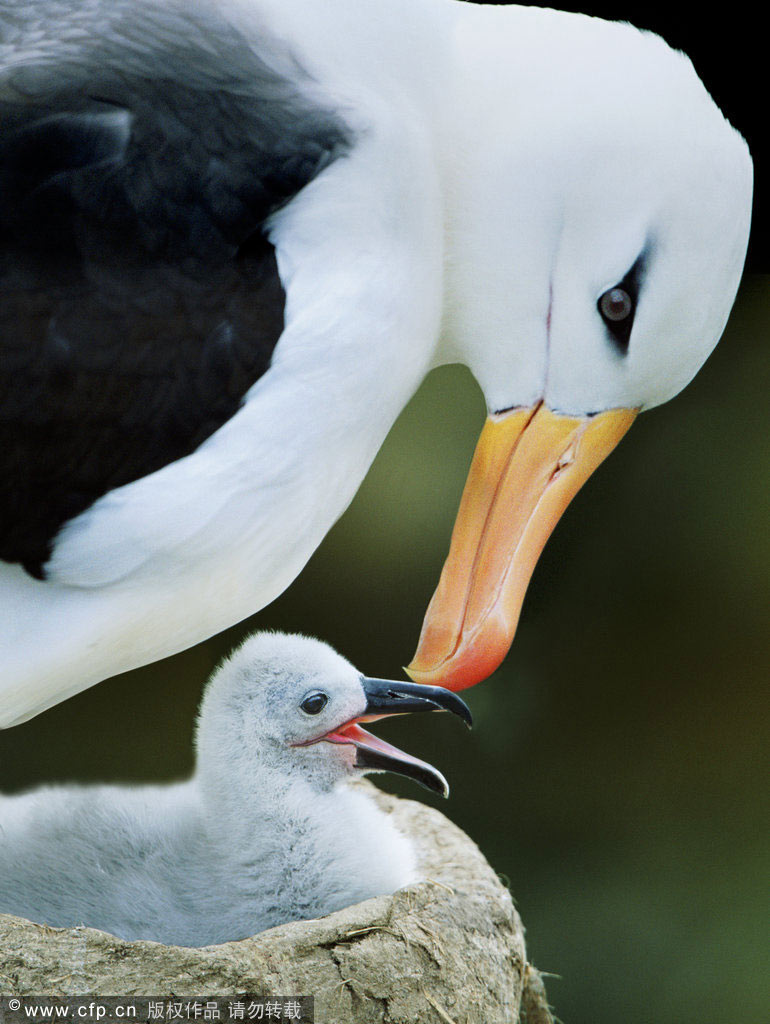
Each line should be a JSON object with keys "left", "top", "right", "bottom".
{"left": 343, "top": 677, "right": 472, "bottom": 797}
{"left": 361, "top": 678, "right": 472, "bottom": 728}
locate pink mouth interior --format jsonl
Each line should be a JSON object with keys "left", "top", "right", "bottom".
{"left": 324, "top": 719, "right": 435, "bottom": 774}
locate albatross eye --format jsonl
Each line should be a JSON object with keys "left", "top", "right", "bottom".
{"left": 597, "top": 274, "right": 639, "bottom": 354}
{"left": 599, "top": 286, "right": 633, "bottom": 322}
{"left": 300, "top": 691, "right": 329, "bottom": 715}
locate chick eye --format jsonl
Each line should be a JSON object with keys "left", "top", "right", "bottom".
{"left": 300, "top": 692, "right": 328, "bottom": 715}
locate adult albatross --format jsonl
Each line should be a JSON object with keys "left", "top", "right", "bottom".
{"left": 0, "top": 0, "right": 752, "bottom": 725}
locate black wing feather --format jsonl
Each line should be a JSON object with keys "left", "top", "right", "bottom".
{"left": 0, "top": 1, "right": 351, "bottom": 577}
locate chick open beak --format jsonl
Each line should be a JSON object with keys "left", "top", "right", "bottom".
{"left": 322, "top": 678, "right": 472, "bottom": 797}
{"left": 407, "top": 403, "right": 637, "bottom": 690}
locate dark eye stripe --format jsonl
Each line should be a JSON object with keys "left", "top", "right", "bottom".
{"left": 597, "top": 253, "right": 646, "bottom": 355}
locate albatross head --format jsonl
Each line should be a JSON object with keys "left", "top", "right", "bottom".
{"left": 196, "top": 632, "right": 471, "bottom": 798}
{"left": 409, "top": 10, "right": 753, "bottom": 690}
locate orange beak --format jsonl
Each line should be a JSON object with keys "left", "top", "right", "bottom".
{"left": 406, "top": 403, "right": 637, "bottom": 690}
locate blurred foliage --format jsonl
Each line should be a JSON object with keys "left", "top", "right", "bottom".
{"left": 2, "top": 277, "right": 769, "bottom": 1024}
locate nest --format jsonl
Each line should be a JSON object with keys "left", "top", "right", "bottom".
{"left": 0, "top": 787, "right": 553, "bottom": 1024}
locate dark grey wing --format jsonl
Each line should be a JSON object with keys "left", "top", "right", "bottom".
{"left": 0, "top": 1, "right": 351, "bottom": 578}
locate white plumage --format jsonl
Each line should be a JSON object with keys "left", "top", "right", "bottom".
{"left": 0, "top": 632, "right": 470, "bottom": 945}
{"left": 0, "top": 0, "right": 753, "bottom": 723}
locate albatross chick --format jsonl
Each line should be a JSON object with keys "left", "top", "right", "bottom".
{"left": 0, "top": 632, "right": 470, "bottom": 946}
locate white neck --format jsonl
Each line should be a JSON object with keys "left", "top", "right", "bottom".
{"left": 197, "top": 764, "right": 418, "bottom": 930}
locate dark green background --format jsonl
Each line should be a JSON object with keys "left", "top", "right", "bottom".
{"left": 2, "top": 276, "right": 768, "bottom": 1024}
